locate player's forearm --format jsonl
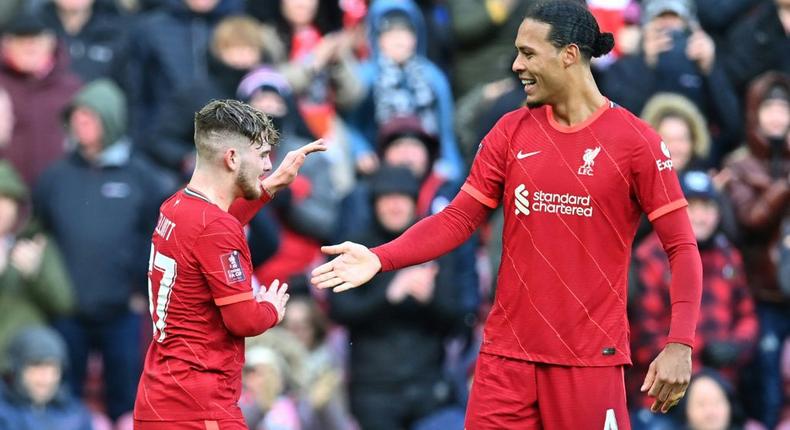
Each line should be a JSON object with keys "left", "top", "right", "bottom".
{"left": 219, "top": 300, "right": 279, "bottom": 337}
{"left": 228, "top": 192, "right": 273, "bottom": 226}
{"left": 372, "top": 191, "right": 489, "bottom": 271}
{"left": 652, "top": 209, "right": 702, "bottom": 347}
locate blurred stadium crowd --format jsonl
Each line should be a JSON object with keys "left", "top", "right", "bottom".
{"left": 0, "top": 0, "right": 787, "bottom": 429}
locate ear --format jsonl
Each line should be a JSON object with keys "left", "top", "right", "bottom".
{"left": 561, "top": 43, "right": 581, "bottom": 68}
{"left": 223, "top": 147, "right": 240, "bottom": 172}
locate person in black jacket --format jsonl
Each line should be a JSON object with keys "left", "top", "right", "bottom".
{"left": 37, "top": 0, "right": 130, "bottom": 89}
{"left": 33, "top": 79, "right": 175, "bottom": 423}
{"left": 601, "top": 0, "right": 742, "bottom": 164}
{"left": 722, "top": 0, "right": 790, "bottom": 94}
{"left": 328, "top": 165, "right": 466, "bottom": 430}
{"left": 127, "top": 0, "right": 244, "bottom": 143}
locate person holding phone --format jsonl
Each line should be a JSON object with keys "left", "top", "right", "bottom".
{"left": 602, "top": 0, "right": 743, "bottom": 165}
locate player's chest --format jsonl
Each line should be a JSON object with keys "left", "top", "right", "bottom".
{"left": 502, "top": 132, "right": 632, "bottom": 218}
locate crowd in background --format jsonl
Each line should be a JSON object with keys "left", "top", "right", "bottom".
{"left": 0, "top": 0, "right": 787, "bottom": 429}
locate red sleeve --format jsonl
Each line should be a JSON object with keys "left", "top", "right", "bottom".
{"left": 629, "top": 120, "right": 687, "bottom": 220}
{"left": 372, "top": 190, "right": 490, "bottom": 271}
{"left": 228, "top": 191, "right": 273, "bottom": 226}
{"left": 193, "top": 217, "right": 255, "bottom": 307}
{"left": 219, "top": 299, "right": 278, "bottom": 337}
{"left": 651, "top": 208, "right": 702, "bottom": 348}
{"left": 463, "top": 116, "right": 510, "bottom": 209}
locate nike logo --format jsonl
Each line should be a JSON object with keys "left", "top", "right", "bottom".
{"left": 516, "top": 150, "right": 541, "bottom": 159}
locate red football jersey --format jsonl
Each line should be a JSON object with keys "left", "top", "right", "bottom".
{"left": 463, "top": 100, "right": 686, "bottom": 367}
{"left": 134, "top": 188, "right": 257, "bottom": 421}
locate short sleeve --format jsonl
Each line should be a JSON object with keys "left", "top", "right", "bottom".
{"left": 194, "top": 217, "right": 254, "bottom": 307}
{"left": 630, "top": 124, "right": 687, "bottom": 221}
{"left": 462, "top": 117, "right": 510, "bottom": 208}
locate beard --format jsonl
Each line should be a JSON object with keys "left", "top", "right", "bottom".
{"left": 236, "top": 160, "right": 262, "bottom": 200}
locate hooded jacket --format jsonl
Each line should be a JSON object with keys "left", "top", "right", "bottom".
{"left": 347, "top": 0, "right": 463, "bottom": 180}
{"left": 0, "top": 42, "right": 82, "bottom": 186}
{"left": 724, "top": 72, "right": 790, "bottom": 304}
{"left": 0, "top": 327, "right": 92, "bottom": 430}
{"left": 33, "top": 79, "right": 175, "bottom": 321}
{"left": 0, "top": 162, "right": 74, "bottom": 371}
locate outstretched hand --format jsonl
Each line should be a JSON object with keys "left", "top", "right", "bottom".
{"left": 262, "top": 139, "right": 326, "bottom": 196}
{"left": 311, "top": 241, "right": 381, "bottom": 292}
{"left": 641, "top": 342, "right": 692, "bottom": 413}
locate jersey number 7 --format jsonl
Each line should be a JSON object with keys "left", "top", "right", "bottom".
{"left": 147, "top": 245, "right": 177, "bottom": 342}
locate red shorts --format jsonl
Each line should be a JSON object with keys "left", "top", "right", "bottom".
{"left": 133, "top": 419, "right": 247, "bottom": 430}
{"left": 465, "top": 352, "right": 631, "bottom": 430}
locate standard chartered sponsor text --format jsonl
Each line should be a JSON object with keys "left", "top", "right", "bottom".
{"left": 532, "top": 190, "right": 593, "bottom": 217}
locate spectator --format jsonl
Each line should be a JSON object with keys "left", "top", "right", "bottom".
{"left": 641, "top": 93, "right": 711, "bottom": 171}
{"left": 33, "top": 79, "right": 175, "bottom": 422}
{"left": 144, "top": 15, "right": 267, "bottom": 180}
{"left": 282, "top": 296, "right": 355, "bottom": 430}
{"left": 242, "top": 330, "right": 306, "bottom": 430}
{"left": 630, "top": 170, "right": 758, "bottom": 426}
{"left": 722, "top": 0, "right": 790, "bottom": 94}
{"left": 0, "top": 161, "right": 74, "bottom": 372}
{"left": 676, "top": 369, "right": 749, "bottom": 430}
{"left": 634, "top": 93, "right": 741, "bottom": 246}
{"left": 328, "top": 166, "right": 466, "bottom": 430}
{"left": 446, "top": 0, "right": 529, "bottom": 97}
{"left": 693, "top": 0, "right": 764, "bottom": 40}
{"left": 601, "top": 0, "right": 742, "bottom": 163}
{"left": 347, "top": 0, "right": 463, "bottom": 180}
{"left": 723, "top": 71, "right": 790, "bottom": 429}
{"left": 127, "top": 0, "right": 243, "bottom": 143}
{"left": 37, "top": 0, "right": 131, "bottom": 88}
{"left": 0, "top": 12, "right": 82, "bottom": 186}
{"left": 339, "top": 117, "right": 481, "bottom": 327}
{"left": 258, "top": 0, "right": 364, "bottom": 140}
{"left": 238, "top": 67, "right": 341, "bottom": 292}
{"left": 0, "top": 327, "right": 93, "bottom": 430}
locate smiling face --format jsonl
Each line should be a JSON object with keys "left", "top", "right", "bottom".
{"left": 512, "top": 19, "right": 567, "bottom": 107}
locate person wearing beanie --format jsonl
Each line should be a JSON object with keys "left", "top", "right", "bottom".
{"left": 0, "top": 326, "right": 93, "bottom": 430}
{"left": 630, "top": 170, "right": 757, "bottom": 428}
{"left": 33, "top": 78, "right": 175, "bottom": 422}
{"left": 328, "top": 164, "right": 466, "bottom": 430}
{"left": 0, "top": 161, "right": 74, "bottom": 373}
{"left": 723, "top": 71, "right": 790, "bottom": 429}
{"left": 0, "top": 10, "right": 82, "bottom": 187}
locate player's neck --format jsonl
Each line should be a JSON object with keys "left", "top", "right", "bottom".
{"left": 187, "top": 170, "right": 236, "bottom": 211}
{"left": 550, "top": 73, "right": 606, "bottom": 127}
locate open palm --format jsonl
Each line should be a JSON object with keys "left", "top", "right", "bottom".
{"left": 311, "top": 241, "right": 381, "bottom": 292}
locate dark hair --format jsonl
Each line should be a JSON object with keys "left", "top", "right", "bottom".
{"left": 194, "top": 99, "right": 278, "bottom": 150}
{"left": 524, "top": 0, "right": 615, "bottom": 60}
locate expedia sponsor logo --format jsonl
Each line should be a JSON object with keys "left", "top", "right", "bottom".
{"left": 514, "top": 184, "right": 593, "bottom": 218}
{"left": 656, "top": 141, "right": 673, "bottom": 172}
